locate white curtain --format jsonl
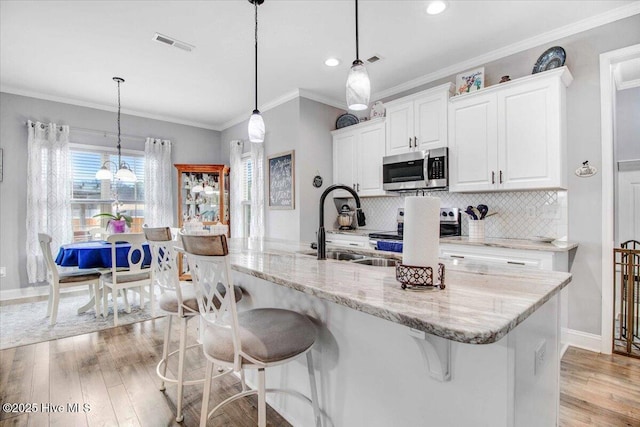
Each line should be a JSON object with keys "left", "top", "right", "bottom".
{"left": 144, "top": 138, "right": 174, "bottom": 227}
{"left": 250, "top": 142, "right": 265, "bottom": 239}
{"left": 26, "top": 121, "right": 72, "bottom": 283}
{"left": 229, "top": 140, "right": 243, "bottom": 237}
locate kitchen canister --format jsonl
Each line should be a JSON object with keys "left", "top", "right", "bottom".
{"left": 468, "top": 220, "right": 485, "bottom": 241}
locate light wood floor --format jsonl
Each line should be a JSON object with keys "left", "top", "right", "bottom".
{"left": 2, "top": 319, "right": 639, "bottom": 426}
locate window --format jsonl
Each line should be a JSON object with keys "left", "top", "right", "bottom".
{"left": 241, "top": 153, "right": 253, "bottom": 238}
{"left": 69, "top": 145, "right": 145, "bottom": 241}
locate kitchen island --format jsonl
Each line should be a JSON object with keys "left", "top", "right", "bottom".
{"left": 226, "top": 238, "right": 572, "bottom": 427}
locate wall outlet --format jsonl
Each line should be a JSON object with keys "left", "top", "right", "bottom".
{"left": 534, "top": 340, "right": 546, "bottom": 375}
{"left": 0, "top": 267, "right": 6, "bottom": 277}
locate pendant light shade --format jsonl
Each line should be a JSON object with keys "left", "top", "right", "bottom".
{"left": 248, "top": 0, "right": 265, "bottom": 143}
{"left": 95, "top": 77, "right": 137, "bottom": 182}
{"left": 248, "top": 110, "right": 265, "bottom": 142}
{"left": 346, "top": 0, "right": 370, "bottom": 111}
{"left": 346, "top": 59, "right": 370, "bottom": 110}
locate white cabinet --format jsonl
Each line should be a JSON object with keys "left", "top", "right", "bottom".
{"left": 332, "top": 118, "right": 389, "bottom": 198}
{"left": 449, "top": 67, "right": 572, "bottom": 192}
{"left": 325, "top": 231, "right": 369, "bottom": 248}
{"left": 385, "top": 83, "right": 454, "bottom": 156}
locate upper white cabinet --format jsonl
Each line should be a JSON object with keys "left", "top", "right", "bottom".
{"left": 385, "top": 83, "right": 454, "bottom": 156}
{"left": 332, "top": 118, "right": 388, "bottom": 198}
{"left": 449, "top": 67, "right": 573, "bottom": 192}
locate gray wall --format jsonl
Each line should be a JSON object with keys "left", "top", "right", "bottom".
{"left": 616, "top": 86, "right": 640, "bottom": 162}
{"left": 379, "top": 15, "right": 640, "bottom": 336}
{"left": 220, "top": 97, "right": 341, "bottom": 242}
{"left": 0, "top": 92, "right": 221, "bottom": 291}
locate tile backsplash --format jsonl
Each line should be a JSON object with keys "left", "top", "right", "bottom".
{"left": 354, "top": 191, "right": 568, "bottom": 240}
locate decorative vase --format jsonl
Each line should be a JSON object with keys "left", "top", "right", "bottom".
{"left": 109, "top": 220, "right": 127, "bottom": 233}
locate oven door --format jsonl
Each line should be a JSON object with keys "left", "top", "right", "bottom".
{"left": 382, "top": 151, "right": 427, "bottom": 191}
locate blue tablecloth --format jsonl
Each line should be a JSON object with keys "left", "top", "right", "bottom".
{"left": 55, "top": 241, "right": 151, "bottom": 269}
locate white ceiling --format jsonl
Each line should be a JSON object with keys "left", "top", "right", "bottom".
{"left": 1, "top": 1, "right": 638, "bottom": 131}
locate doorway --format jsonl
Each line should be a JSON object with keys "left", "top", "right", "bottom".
{"left": 600, "top": 44, "right": 640, "bottom": 355}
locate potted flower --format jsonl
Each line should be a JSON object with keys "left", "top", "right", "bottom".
{"left": 93, "top": 212, "right": 133, "bottom": 233}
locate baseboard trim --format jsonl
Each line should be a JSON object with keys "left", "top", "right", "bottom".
{"left": 562, "top": 328, "right": 602, "bottom": 353}
{"left": 0, "top": 286, "right": 88, "bottom": 305}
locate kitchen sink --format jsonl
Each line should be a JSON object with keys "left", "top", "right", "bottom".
{"left": 351, "top": 258, "right": 397, "bottom": 267}
{"left": 300, "top": 250, "right": 367, "bottom": 261}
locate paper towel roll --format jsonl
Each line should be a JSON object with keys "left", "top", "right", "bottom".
{"left": 402, "top": 196, "right": 440, "bottom": 268}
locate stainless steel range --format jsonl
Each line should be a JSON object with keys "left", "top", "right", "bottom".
{"left": 368, "top": 207, "right": 461, "bottom": 249}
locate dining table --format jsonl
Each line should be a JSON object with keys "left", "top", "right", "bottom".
{"left": 55, "top": 240, "right": 152, "bottom": 315}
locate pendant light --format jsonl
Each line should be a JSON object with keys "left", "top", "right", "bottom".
{"left": 247, "top": 0, "right": 265, "bottom": 143}
{"left": 346, "top": 0, "right": 370, "bottom": 111}
{"left": 95, "top": 77, "right": 137, "bottom": 182}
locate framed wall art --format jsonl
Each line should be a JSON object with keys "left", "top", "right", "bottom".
{"left": 268, "top": 150, "right": 295, "bottom": 209}
{"left": 456, "top": 67, "right": 485, "bottom": 95}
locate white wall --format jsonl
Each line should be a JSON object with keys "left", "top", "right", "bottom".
{"left": 220, "top": 97, "right": 341, "bottom": 242}
{"left": 0, "top": 92, "right": 222, "bottom": 291}
{"left": 616, "top": 86, "right": 640, "bottom": 162}
{"left": 377, "top": 15, "right": 640, "bottom": 337}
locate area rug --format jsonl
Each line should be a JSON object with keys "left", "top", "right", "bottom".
{"left": 0, "top": 292, "right": 164, "bottom": 350}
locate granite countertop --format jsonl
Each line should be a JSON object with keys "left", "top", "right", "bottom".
{"left": 226, "top": 238, "right": 572, "bottom": 345}
{"left": 327, "top": 229, "right": 578, "bottom": 252}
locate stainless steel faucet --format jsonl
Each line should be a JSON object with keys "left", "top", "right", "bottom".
{"left": 317, "top": 184, "right": 366, "bottom": 260}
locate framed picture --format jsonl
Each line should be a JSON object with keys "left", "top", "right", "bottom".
{"left": 456, "top": 67, "right": 485, "bottom": 95}
{"left": 268, "top": 150, "right": 295, "bottom": 209}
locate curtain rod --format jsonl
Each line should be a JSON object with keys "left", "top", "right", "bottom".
{"left": 26, "top": 121, "right": 147, "bottom": 143}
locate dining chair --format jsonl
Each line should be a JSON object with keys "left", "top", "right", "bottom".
{"left": 38, "top": 233, "right": 102, "bottom": 325}
{"left": 143, "top": 226, "right": 240, "bottom": 423}
{"left": 181, "top": 233, "right": 322, "bottom": 427}
{"left": 101, "top": 233, "right": 152, "bottom": 326}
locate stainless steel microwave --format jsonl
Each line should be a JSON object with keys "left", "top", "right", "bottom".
{"left": 382, "top": 148, "right": 448, "bottom": 191}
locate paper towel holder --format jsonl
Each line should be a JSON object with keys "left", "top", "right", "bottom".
{"left": 396, "top": 263, "right": 446, "bottom": 290}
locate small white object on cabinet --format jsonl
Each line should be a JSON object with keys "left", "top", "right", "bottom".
{"left": 385, "top": 83, "right": 454, "bottom": 156}
{"left": 332, "top": 118, "right": 390, "bottom": 198}
{"left": 449, "top": 67, "right": 573, "bottom": 192}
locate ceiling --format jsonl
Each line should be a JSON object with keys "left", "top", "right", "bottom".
{"left": 1, "top": 1, "right": 638, "bottom": 131}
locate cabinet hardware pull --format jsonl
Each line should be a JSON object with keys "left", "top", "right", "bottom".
{"left": 409, "top": 137, "right": 412, "bottom": 148}
{"left": 499, "top": 170, "right": 503, "bottom": 184}
{"left": 357, "top": 183, "right": 360, "bottom": 192}
{"left": 348, "top": 243, "right": 360, "bottom": 246}
{"left": 450, "top": 255, "right": 465, "bottom": 259}
{"left": 414, "top": 136, "right": 417, "bottom": 147}
{"left": 507, "top": 261, "right": 525, "bottom": 266}
{"left": 491, "top": 171, "right": 495, "bottom": 184}
{"left": 353, "top": 183, "right": 356, "bottom": 189}
{"left": 326, "top": 240, "right": 333, "bottom": 243}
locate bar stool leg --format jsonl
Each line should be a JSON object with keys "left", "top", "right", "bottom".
{"left": 176, "top": 316, "right": 188, "bottom": 422}
{"left": 258, "top": 368, "right": 266, "bottom": 427}
{"left": 159, "top": 315, "right": 173, "bottom": 391}
{"left": 200, "top": 361, "right": 214, "bottom": 427}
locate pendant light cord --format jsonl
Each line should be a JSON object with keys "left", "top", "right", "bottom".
{"left": 254, "top": 0, "right": 259, "bottom": 111}
{"left": 116, "top": 79, "right": 122, "bottom": 168}
{"left": 355, "top": 0, "right": 359, "bottom": 61}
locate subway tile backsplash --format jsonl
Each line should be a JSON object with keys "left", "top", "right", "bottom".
{"left": 359, "top": 191, "right": 568, "bottom": 240}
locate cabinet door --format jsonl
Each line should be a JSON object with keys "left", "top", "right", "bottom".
{"left": 414, "top": 92, "right": 448, "bottom": 150}
{"left": 333, "top": 132, "right": 357, "bottom": 198}
{"left": 448, "top": 94, "right": 498, "bottom": 192}
{"left": 357, "top": 123, "right": 386, "bottom": 196}
{"left": 385, "top": 100, "right": 414, "bottom": 156}
{"left": 498, "top": 79, "right": 563, "bottom": 190}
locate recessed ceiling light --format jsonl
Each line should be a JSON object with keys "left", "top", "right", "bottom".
{"left": 325, "top": 58, "right": 340, "bottom": 67}
{"left": 426, "top": 1, "right": 447, "bottom": 15}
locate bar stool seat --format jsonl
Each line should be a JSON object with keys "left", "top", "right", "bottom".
{"left": 204, "top": 308, "right": 316, "bottom": 364}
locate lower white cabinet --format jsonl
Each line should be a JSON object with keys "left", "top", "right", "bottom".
{"left": 332, "top": 118, "right": 388, "bottom": 198}
{"left": 439, "top": 244, "right": 560, "bottom": 270}
{"left": 325, "top": 231, "right": 369, "bottom": 248}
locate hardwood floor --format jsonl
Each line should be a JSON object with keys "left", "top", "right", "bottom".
{"left": 0, "top": 317, "right": 291, "bottom": 427}
{"left": 560, "top": 347, "right": 640, "bottom": 427}
{"left": 2, "top": 319, "right": 639, "bottom": 426}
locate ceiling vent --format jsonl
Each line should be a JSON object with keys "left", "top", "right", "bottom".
{"left": 152, "top": 33, "right": 194, "bottom": 52}
{"left": 367, "top": 55, "right": 382, "bottom": 64}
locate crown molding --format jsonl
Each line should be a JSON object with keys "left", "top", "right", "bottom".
{"left": 298, "top": 89, "right": 347, "bottom": 111}
{"left": 373, "top": 2, "right": 640, "bottom": 101}
{"left": 0, "top": 85, "right": 221, "bottom": 131}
